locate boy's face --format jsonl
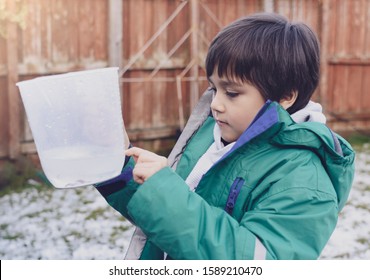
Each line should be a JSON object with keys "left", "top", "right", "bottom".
{"left": 209, "top": 72, "right": 266, "bottom": 143}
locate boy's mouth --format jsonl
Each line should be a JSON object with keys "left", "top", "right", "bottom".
{"left": 216, "top": 119, "right": 228, "bottom": 126}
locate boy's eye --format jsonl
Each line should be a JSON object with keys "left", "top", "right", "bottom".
{"left": 226, "top": 91, "right": 239, "bottom": 98}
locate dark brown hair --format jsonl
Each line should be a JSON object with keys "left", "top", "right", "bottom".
{"left": 205, "top": 13, "right": 320, "bottom": 113}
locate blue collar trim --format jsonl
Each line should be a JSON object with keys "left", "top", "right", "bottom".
{"left": 220, "top": 100, "right": 279, "bottom": 160}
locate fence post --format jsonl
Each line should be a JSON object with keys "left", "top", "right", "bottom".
{"left": 108, "top": 0, "right": 124, "bottom": 126}
{"left": 190, "top": 0, "right": 200, "bottom": 111}
{"left": 263, "top": 0, "right": 274, "bottom": 12}
{"left": 6, "top": 0, "right": 20, "bottom": 159}
{"left": 319, "top": 0, "right": 330, "bottom": 110}
{"left": 108, "top": 0, "right": 123, "bottom": 68}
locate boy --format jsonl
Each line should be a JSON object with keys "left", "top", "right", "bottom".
{"left": 96, "top": 13, "right": 355, "bottom": 259}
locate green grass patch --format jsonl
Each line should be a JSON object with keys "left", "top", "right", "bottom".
{"left": 113, "top": 225, "right": 130, "bottom": 232}
{"left": 3, "top": 232, "right": 24, "bottom": 240}
{"left": 86, "top": 208, "right": 106, "bottom": 220}
{"left": 356, "top": 238, "right": 369, "bottom": 245}
{"left": 0, "top": 224, "right": 9, "bottom": 231}
{"left": 0, "top": 157, "right": 51, "bottom": 197}
{"left": 346, "top": 133, "right": 370, "bottom": 151}
{"left": 355, "top": 204, "right": 370, "bottom": 210}
{"left": 109, "top": 224, "right": 131, "bottom": 242}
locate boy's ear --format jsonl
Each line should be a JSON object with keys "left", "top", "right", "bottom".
{"left": 279, "top": 91, "right": 298, "bottom": 110}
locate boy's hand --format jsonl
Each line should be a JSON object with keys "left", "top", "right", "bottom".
{"left": 125, "top": 147, "right": 168, "bottom": 184}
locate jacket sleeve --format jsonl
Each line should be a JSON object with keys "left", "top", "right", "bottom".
{"left": 126, "top": 166, "right": 338, "bottom": 260}
{"left": 94, "top": 156, "right": 140, "bottom": 221}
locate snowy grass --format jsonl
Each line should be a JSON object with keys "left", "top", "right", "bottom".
{"left": 320, "top": 143, "right": 370, "bottom": 259}
{"left": 1, "top": 143, "right": 370, "bottom": 260}
{"left": 0, "top": 186, "right": 134, "bottom": 259}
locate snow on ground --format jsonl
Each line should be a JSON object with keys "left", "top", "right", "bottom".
{"left": 320, "top": 144, "right": 370, "bottom": 259}
{"left": 1, "top": 144, "right": 369, "bottom": 260}
{"left": 0, "top": 186, "right": 134, "bottom": 259}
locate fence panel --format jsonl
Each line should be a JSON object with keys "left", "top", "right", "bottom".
{"left": 18, "top": 0, "right": 108, "bottom": 75}
{"left": 323, "top": 0, "right": 370, "bottom": 132}
{"left": 11, "top": 0, "right": 109, "bottom": 156}
{"left": 1, "top": 0, "right": 370, "bottom": 159}
{"left": 121, "top": 0, "right": 191, "bottom": 138}
{"left": 122, "top": 0, "right": 264, "bottom": 138}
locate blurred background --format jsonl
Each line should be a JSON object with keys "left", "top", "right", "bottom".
{"left": 1, "top": 0, "right": 370, "bottom": 259}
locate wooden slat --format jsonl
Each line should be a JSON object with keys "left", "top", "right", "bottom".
{"left": 347, "top": 65, "right": 364, "bottom": 113}
{"left": 21, "top": 0, "right": 40, "bottom": 69}
{"left": 126, "top": 71, "right": 145, "bottom": 129}
{"left": 348, "top": 0, "right": 366, "bottom": 57}
{"left": 6, "top": 0, "right": 20, "bottom": 159}
{"left": 328, "top": 57, "right": 370, "bottom": 65}
{"left": 319, "top": 0, "right": 331, "bottom": 108}
{"left": 366, "top": 0, "right": 370, "bottom": 54}
{"left": 338, "top": 65, "right": 350, "bottom": 113}
{"left": 128, "top": 126, "right": 179, "bottom": 141}
{"left": 0, "top": 76, "right": 9, "bottom": 157}
{"left": 143, "top": 77, "right": 153, "bottom": 129}
{"left": 362, "top": 66, "right": 370, "bottom": 111}
{"left": 328, "top": 0, "right": 338, "bottom": 56}
{"left": 108, "top": 0, "right": 123, "bottom": 67}
{"left": 166, "top": 0, "right": 189, "bottom": 64}
{"left": 21, "top": 142, "right": 37, "bottom": 154}
{"left": 95, "top": 0, "right": 108, "bottom": 61}
{"left": 0, "top": 28, "right": 7, "bottom": 69}
{"left": 0, "top": 19, "right": 8, "bottom": 156}
{"left": 327, "top": 111, "right": 370, "bottom": 121}
{"left": 337, "top": 0, "right": 349, "bottom": 56}
{"left": 189, "top": 0, "right": 200, "bottom": 109}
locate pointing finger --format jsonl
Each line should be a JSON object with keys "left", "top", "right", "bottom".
{"left": 125, "top": 147, "right": 145, "bottom": 157}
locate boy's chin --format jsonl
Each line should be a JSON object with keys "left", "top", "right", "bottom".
{"left": 221, "top": 138, "right": 231, "bottom": 146}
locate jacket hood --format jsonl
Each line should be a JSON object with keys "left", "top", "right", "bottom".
{"left": 269, "top": 102, "right": 355, "bottom": 212}
{"left": 291, "top": 100, "right": 327, "bottom": 124}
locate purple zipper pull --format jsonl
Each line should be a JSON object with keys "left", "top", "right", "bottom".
{"left": 225, "top": 177, "right": 245, "bottom": 215}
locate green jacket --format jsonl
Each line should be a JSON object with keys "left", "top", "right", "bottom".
{"left": 96, "top": 93, "right": 355, "bottom": 260}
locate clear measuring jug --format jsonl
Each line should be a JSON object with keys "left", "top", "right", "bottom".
{"left": 17, "top": 67, "right": 126, "bottom": 188}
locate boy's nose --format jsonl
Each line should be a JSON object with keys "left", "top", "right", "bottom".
{"left": 210, "top": 93, "right": 225, "bottom": 113}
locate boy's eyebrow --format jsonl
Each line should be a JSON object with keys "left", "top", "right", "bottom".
{"left": 208, "top": 77, "right": 243, "bottom": 88}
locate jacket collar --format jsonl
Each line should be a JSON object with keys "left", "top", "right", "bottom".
{"left": 218, "top": 100, "right": 285, "bottom": 162}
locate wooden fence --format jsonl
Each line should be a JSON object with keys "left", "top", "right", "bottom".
{"left": 0, "top": 0, "right": 369, "bottom": 160}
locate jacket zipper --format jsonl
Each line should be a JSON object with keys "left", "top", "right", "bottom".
{"left": 224, "top": 177, "right": 245, "bottom": 215}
